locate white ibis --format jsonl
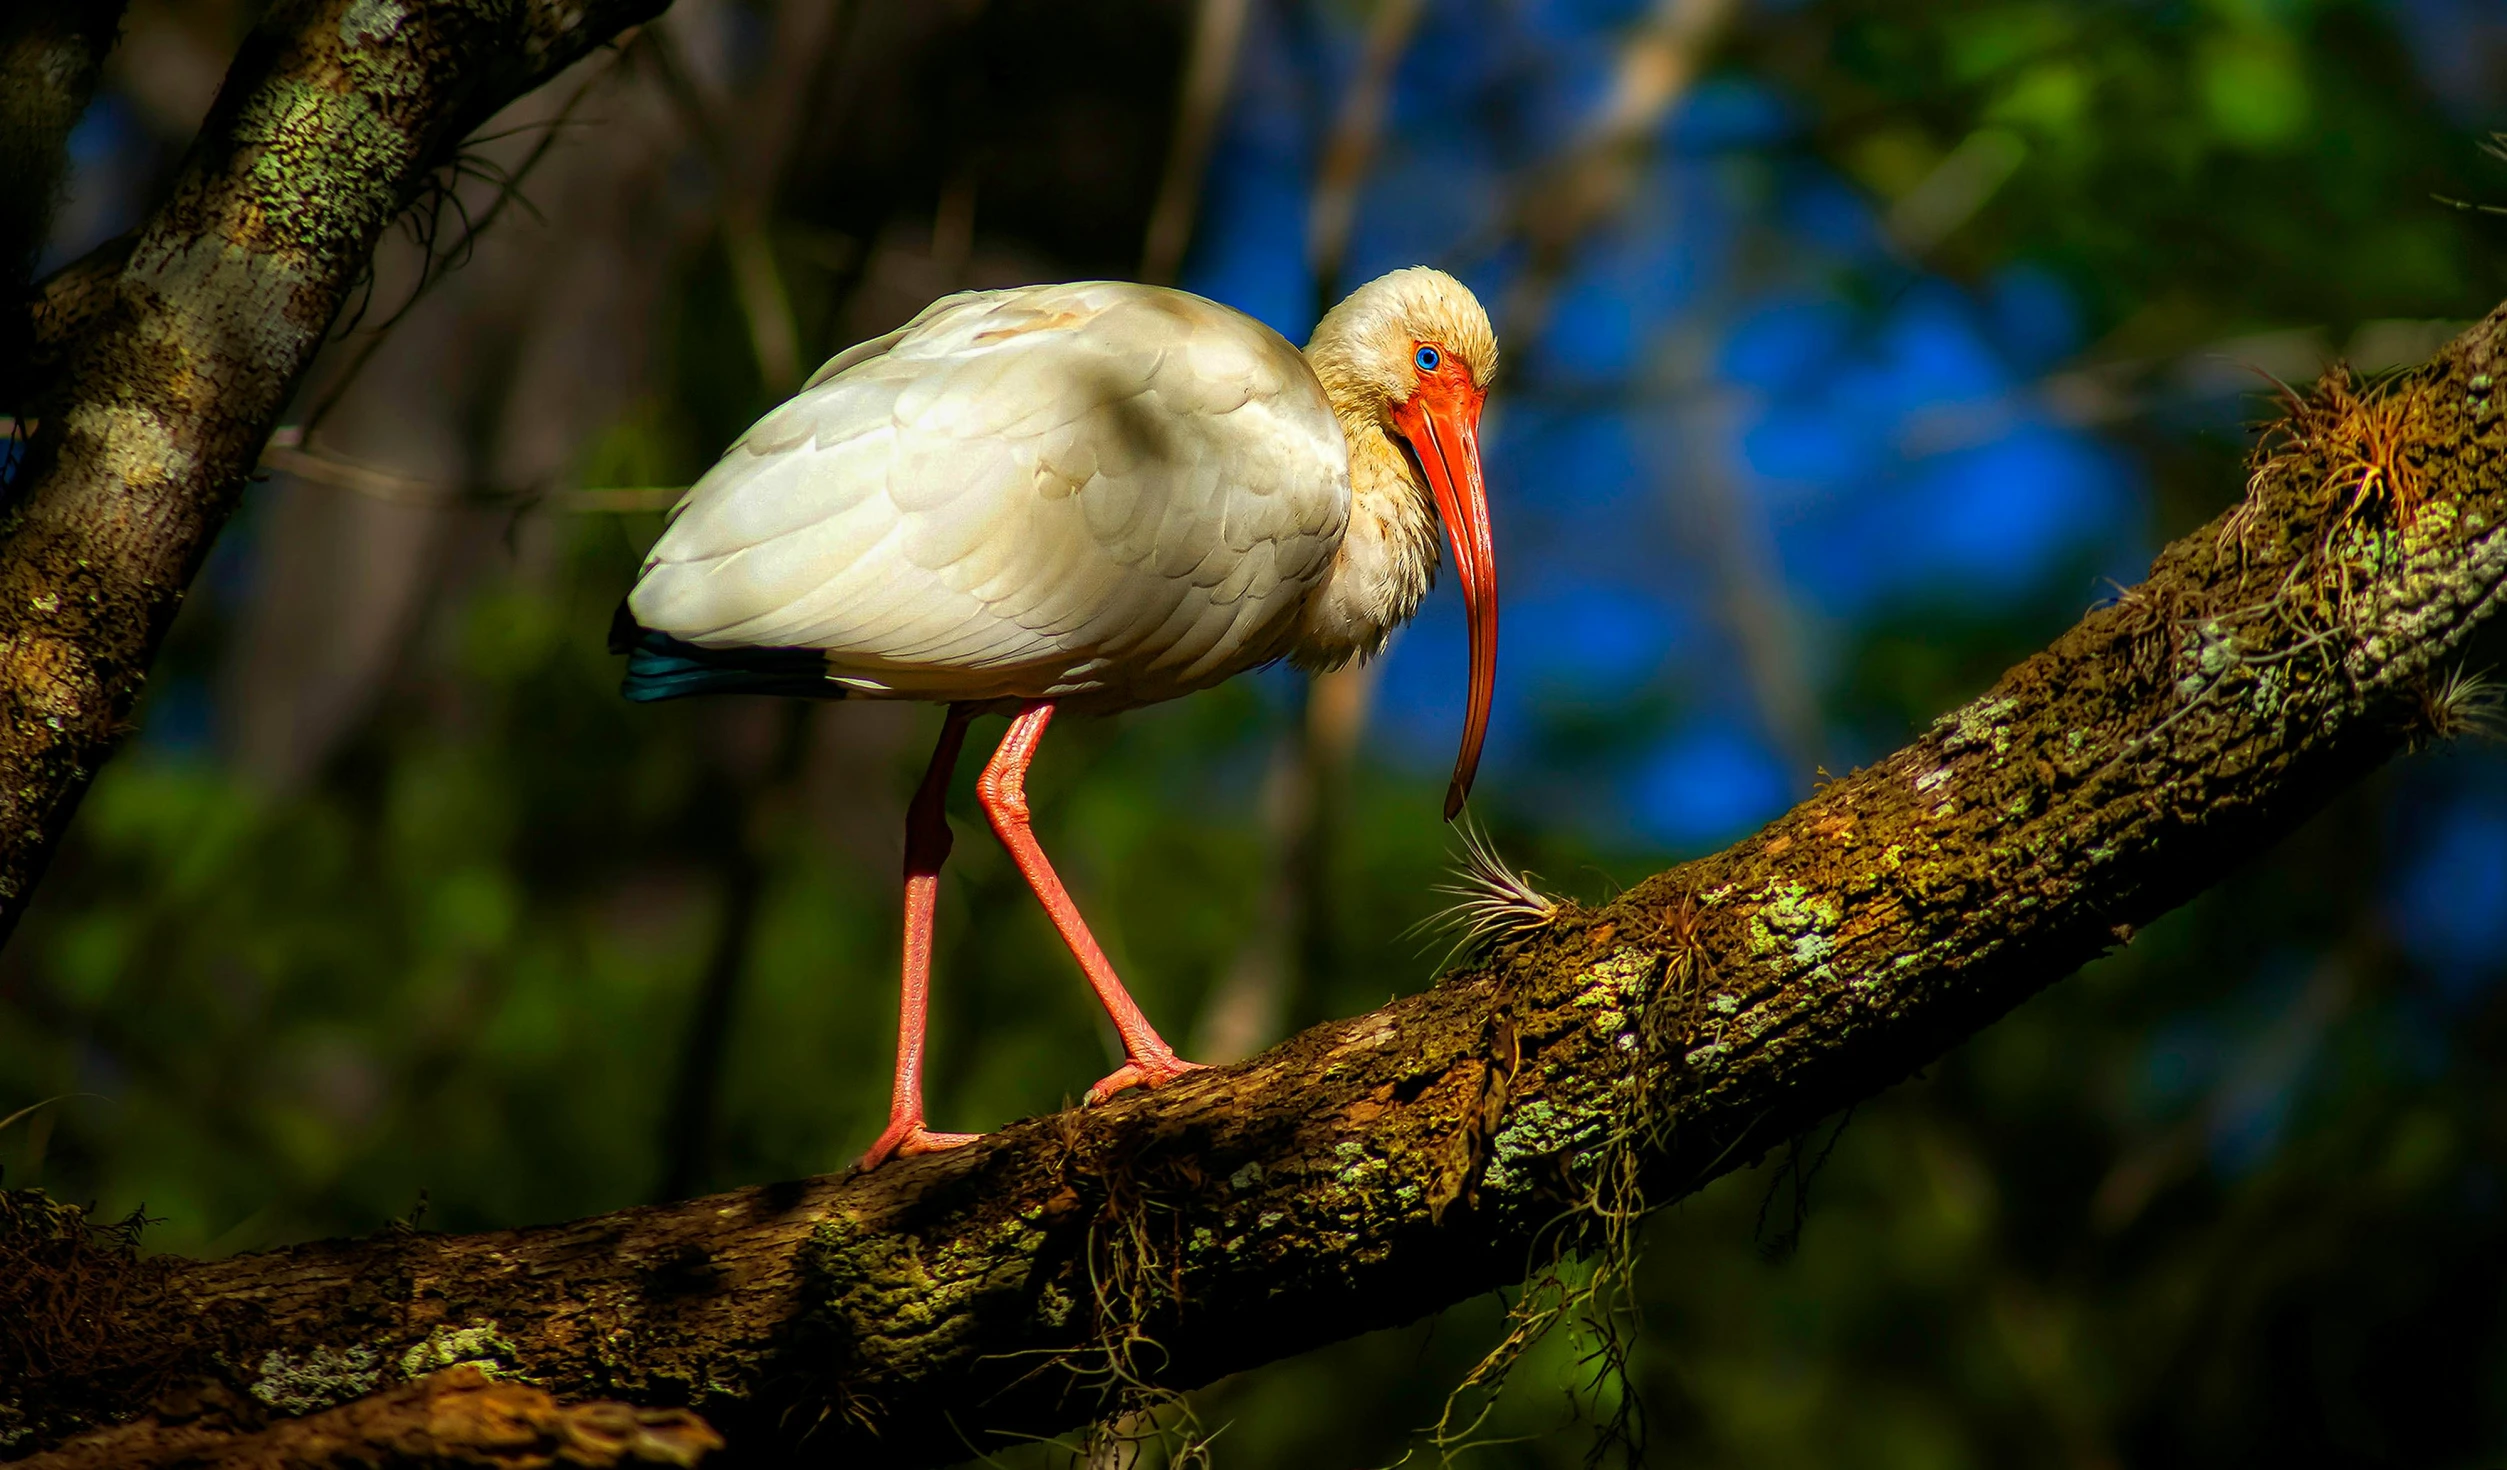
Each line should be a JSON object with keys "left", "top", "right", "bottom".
{"left": 613, "top": 266, "right": 1499, "bottom": 1168}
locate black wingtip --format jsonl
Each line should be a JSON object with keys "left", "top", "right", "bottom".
{"left": 618, "top": 627, "right": 845, "bottom": 703}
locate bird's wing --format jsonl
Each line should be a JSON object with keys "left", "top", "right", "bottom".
{"left": 627, "top": 283, "right": 1350, "bottom": 701}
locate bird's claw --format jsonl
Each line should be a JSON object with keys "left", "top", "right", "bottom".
{"left": 1085, "top": 1052, "right": 1209, "bottom": 1106}
{"left": 859, "top": 1119, "right": 982, "bottom": 1171}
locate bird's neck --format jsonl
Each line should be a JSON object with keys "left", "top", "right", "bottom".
{"left": 1291, "top": 393, "right": 1440, "bottom": 672}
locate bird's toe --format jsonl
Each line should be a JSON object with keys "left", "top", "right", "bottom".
{"left": 1084, "top": 1054, "right": 1210, "bottom": 1106}
{"left": 859, "top": 1121, "right": 982, "bottom": 1171}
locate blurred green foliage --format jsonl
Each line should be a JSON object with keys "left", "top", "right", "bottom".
{"left": 1796, "top": 0, "right": 2497, "bottom": 334}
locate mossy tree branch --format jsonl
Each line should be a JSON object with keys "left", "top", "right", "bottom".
{"left": 0, "top": 0, "right": 670, "bottom": 942}
{"left": 10, "top": 305, "right": 2507, "bottom": 1465}
{"left": 8, "top": 1367, "right": 719, "bottom": 1470}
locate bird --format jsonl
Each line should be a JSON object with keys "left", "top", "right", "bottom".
{"left": 611, "top": 265, "right": 1499, "bottom": 1169}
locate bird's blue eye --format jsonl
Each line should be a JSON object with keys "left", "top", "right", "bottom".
{"left": 1414, "top": 345, "right": 1441, "bottom": 373}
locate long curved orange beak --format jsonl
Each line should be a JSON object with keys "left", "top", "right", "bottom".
{"left": 1389, "top": 379, "right": 1496, "bottom": 821}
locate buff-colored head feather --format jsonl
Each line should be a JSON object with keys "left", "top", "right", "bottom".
{"left": 1305, "top": 266, "right": 1499, "bottom": 411}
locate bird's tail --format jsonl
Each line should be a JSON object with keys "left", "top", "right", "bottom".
{"left": 611, "top": 600, "right": 843, "bottom": 702}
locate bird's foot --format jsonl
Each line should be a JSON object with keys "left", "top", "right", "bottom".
{"left": 859, "top": 1118, "right": 982, "bottom": 1171}
{"left": 1085, "top": 1051, "right": 1209, "bottom": 1106}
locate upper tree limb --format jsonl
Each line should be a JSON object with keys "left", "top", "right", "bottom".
{"left": 0, "top": 0, "right": 670, "bottom": 940}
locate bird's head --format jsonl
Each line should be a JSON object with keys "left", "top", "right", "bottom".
{"left": 1309, "top": 267, "right": 1501, "bottom": 821}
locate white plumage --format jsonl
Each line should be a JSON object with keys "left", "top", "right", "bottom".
{"left": 617, "top": 267, "right": 1500, "bottom": 1169}
{"left": 630, "top": 282, "right": 1354, "bottom": 711}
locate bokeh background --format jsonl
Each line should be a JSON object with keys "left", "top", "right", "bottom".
{"left": 8, "top": 0, "right": 2507, "bottom": 1463}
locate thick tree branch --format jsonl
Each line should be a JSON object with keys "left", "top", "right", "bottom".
{"left": 9, "top": 304, "right": 2505, "bottom": 1465}
{"left": 0, "top": 0, "right": 670, "bottom": 943}
{"left": 12, "top": 1367, "right": 718, "bottom": 1470}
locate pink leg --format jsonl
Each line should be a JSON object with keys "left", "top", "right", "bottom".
{"left": 977, "top": 702, "right": 1206, "bottom": 1103}
{"left": 861, "top": 705, "right": 984, "bottom": 1170}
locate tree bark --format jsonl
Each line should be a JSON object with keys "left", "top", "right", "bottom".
{"left": 9, "top": 307, "right": 2505, "bottom": 1465}
{"left": 0, "top": 0, "right": 669, "bottom": 943}
{"left": 0, "top": 1, "right": 130, "bottom": 415}
{"left": 14, "top": 234, "right": 138, "bottom": 423}
{"left": 7, "top": 1366, "right": 718, "bottom": 1470}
